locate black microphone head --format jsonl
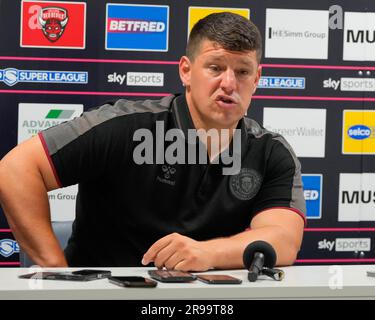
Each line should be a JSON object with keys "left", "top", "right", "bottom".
{"left": 243, "top": 240, "right": 277, "bottom": 269}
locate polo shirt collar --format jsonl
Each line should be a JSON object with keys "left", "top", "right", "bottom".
{"left": 171, "top": 93, "right": 248, "bottom": 162}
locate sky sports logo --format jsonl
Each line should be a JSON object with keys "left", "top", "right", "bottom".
{"left": 258, "top": 76, "right": 305, "bottom": 89}
{"left": 0, "top": 68, "right": 87, "bottom": 86}
{"left": 318, "top": 238, "right": 371, "bottom": 252}
{"left": 302, "top": 174, "right": 322, "bottom": 219}
{"left": 105, "top": 4, "right": 169, "bottom": 51}
{"left": 107, "top": 72, "right": 164, "bottom": 86}
{"left": 323, "top": 77, "right": 375, "bottom": 91}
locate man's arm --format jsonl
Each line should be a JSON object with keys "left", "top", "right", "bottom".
{"left": 0, "top": 135, "right": 68, "bottom": 266}
{"left": 142, "top": 208, "right": 304, "bottom": 271}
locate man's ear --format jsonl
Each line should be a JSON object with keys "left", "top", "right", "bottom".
{"left": 253, "top": 65, "right": 262, "bottom": 94}
{"left": 179, "top": 56, "right": 192, "bottom": 87}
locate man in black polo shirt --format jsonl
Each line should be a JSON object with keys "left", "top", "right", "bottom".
{"left": 0, "top": 13, "right": 305, "bottom": 270}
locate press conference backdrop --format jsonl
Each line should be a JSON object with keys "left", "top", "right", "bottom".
{"left": 0, "top": 0, "right": 374, "bottom": 266}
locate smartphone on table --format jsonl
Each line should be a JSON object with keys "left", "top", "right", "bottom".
{"left": 18, "top": 269, "right": 111, "bottom": 281}
{"left": 196, "top": 274, "right": 242, "bottom": 284}
{"left": 148, "top": 270, "right": 197, "bottom": 283}
{"left": 108, "top": 276, "right": 157, "bottom": 288}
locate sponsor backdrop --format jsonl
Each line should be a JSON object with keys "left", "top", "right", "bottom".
{"left": 0, "top": 0, "right": 374, "bottom": 266}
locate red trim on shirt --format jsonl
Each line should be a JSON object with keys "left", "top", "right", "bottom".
{"left": 252, "top": 206, "right": 307, "bottom": 227}
{"left": 38, "top": 132, "right": 63, "bottom": 188}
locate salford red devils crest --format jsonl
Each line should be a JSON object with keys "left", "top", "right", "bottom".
{"left": 20, "top": 1, "right": 86, "bottom": 49}
{"left": 38, "top": 7, "right": 69, "bottom": 42}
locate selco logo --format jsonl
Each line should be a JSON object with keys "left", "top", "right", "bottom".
{"left": 348, "top": 125, "right": 371, "bottom": 140}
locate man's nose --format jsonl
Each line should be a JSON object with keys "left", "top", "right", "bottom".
{"left": 220, "top": 69, "right": 236, "bottom": 93}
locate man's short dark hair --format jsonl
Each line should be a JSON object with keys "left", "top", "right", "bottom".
{"left": 186, "top": 12, "right": 262, "bottom": 64}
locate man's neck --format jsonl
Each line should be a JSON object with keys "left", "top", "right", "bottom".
{"left": 185, "top": 93, "right": 239, "bottom": 162}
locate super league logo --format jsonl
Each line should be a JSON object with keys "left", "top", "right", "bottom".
{"left": 38, "top": 7, "right": 68, "bottom": 42}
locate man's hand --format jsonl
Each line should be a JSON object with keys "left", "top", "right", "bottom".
{"left": 142, "top": 233, "right": 214, "bottom": 272}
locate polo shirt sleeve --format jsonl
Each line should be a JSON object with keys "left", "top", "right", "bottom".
{"left": 38, "top": 103, "right": 130, "bottom": 188}
{"left": 251, "top": 136, "right": 307, "bottom": 225}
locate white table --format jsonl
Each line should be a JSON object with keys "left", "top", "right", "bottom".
{"left": 0, "top": 265, "right": 375, "bottom": 299}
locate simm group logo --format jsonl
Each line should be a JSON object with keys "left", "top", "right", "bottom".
{"left": 105, "top": 3, "right": 169, "bottom": 51}
{"left": 342, "top": 110, "right": 375, "bottom": 154}
{"left": 20, "top": 0, "right": 86, "bottom": 49}
{"left": 265, "top": 8, "right": 329, "bottom": 59}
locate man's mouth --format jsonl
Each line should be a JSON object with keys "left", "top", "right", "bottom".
{"left": 215, "top": 95, "right": 237, "bottom": 109}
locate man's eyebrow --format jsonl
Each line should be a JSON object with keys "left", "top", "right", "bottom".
{"left": 237, "top": 58, "right": 254, "bottom": 67}
{"left": 205, "top": 55, "right": 254, "bottom": 67}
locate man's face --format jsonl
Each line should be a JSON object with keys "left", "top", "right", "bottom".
{"left": 179, "top": 39, "right": 261, "bottom": 130}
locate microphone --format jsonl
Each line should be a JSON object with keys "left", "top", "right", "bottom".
{"left": 242, "top": 240, "right": 277, "bottom": 282}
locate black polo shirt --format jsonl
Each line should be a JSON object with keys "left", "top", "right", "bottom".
{"left": 39, "top": 94, "right": 306, "bottom": 267}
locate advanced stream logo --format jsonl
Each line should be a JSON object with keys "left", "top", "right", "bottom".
{"left": 302, "top": 174, "right": 322, "bottom": 219}
{"left": 0, "top": 68, "right": 87, "bottom": 86}
{"left": 342, "top": 110, "right": 375, "bottom": 154}
{"left": 105, "top": 4, "right": 169, "bottom": 51}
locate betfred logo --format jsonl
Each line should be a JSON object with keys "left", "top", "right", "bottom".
{"left": 20, "top": 1, "right": 86, "bottom": 49}
{"left": 105, "top": 4, "right": 169, "bottom": 51}
{"left": 342, "top": 110, "right": 375, "bottom": 154}
{"left": 302, "top": 174, "right": 322, "bottom": 219}
{"left": 188, "top": 7, "right": 249, "bottom": 38}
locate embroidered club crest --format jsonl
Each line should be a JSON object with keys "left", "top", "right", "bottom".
{"left": 229, "top": 168, "right": 262, "bottom": 201}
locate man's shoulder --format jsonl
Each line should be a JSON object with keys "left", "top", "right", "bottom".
{"left": 243, "top": 117, "right": 274, "bottom": 139}
{"left": 243, "top": 117, "right": 297, "bottom": 157}
{"left": 91, "top": 95, "right": 175, "bottom": 120}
